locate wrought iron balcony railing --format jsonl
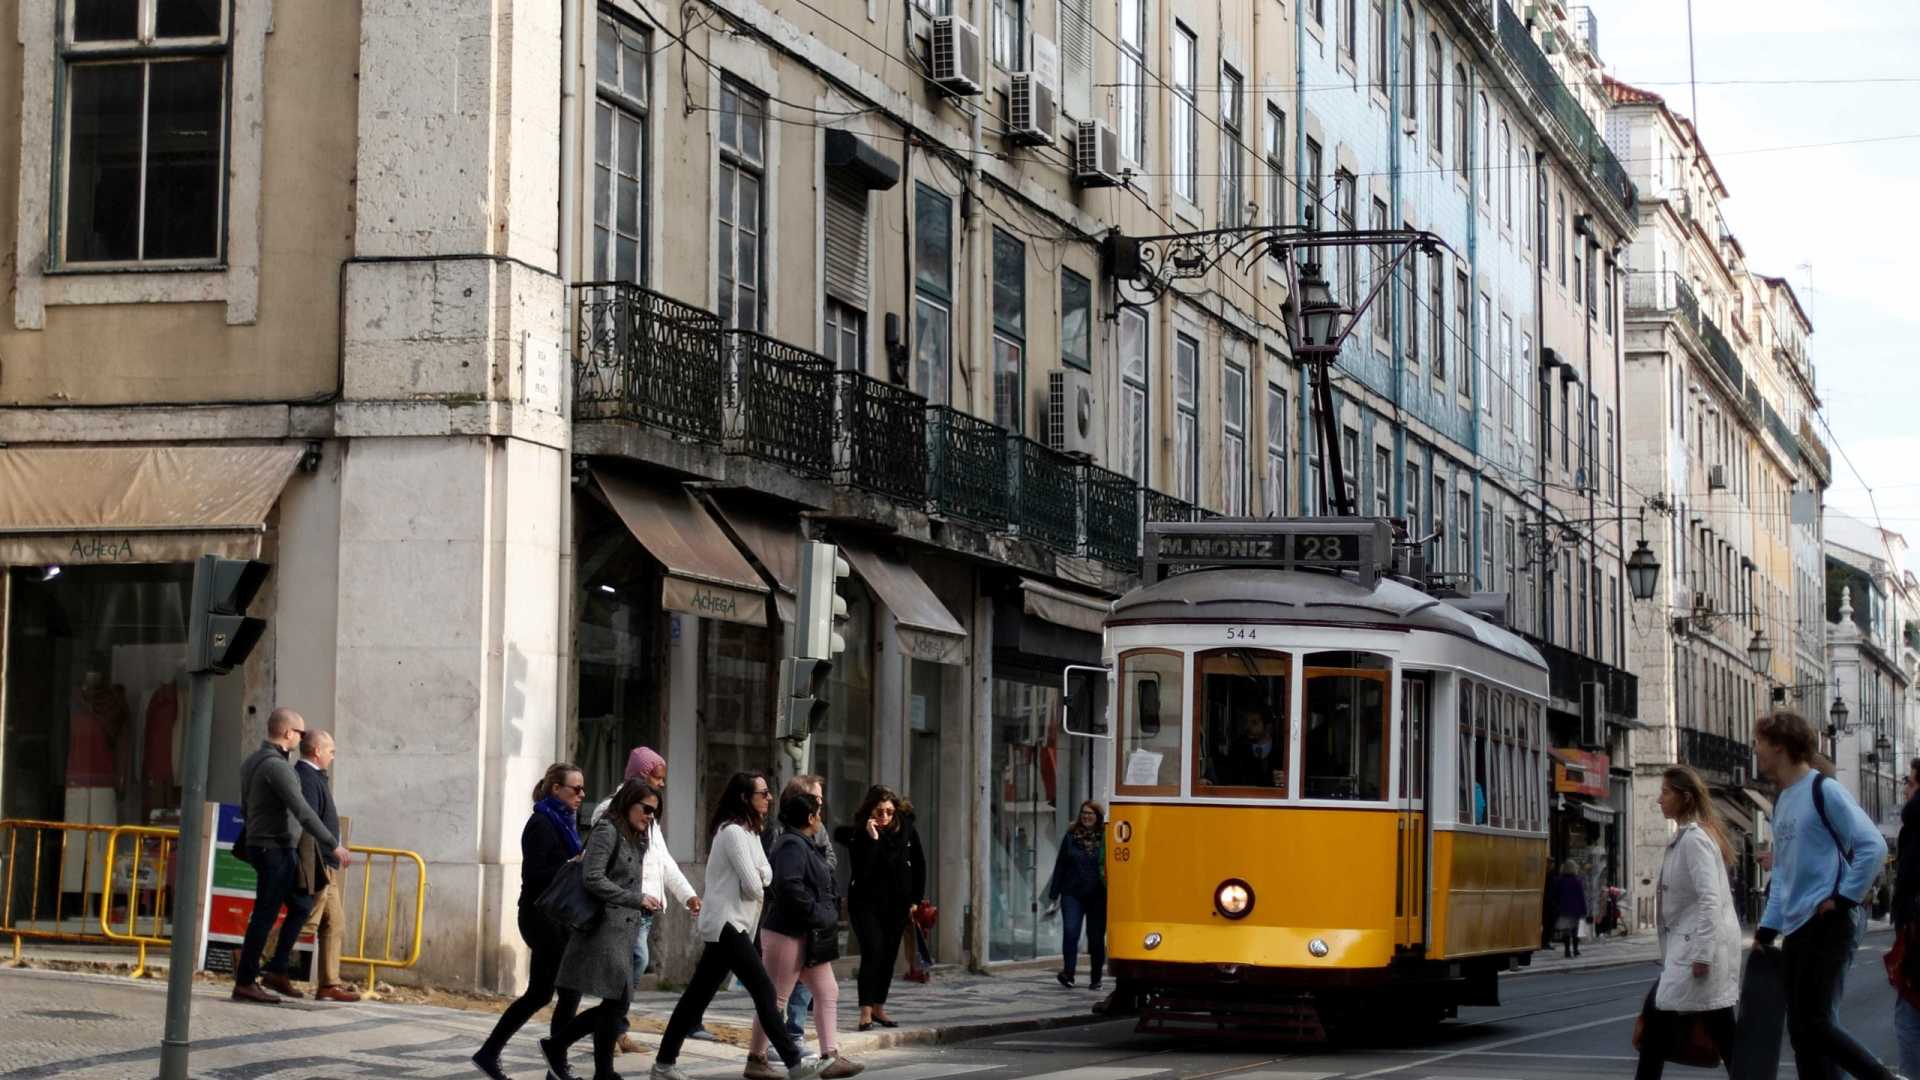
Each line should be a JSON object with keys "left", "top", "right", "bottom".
{"left": 1797, "top": 415, "right": 1832, "bottom": 479}
{"left": 925, "top": 405, "right": 1010, "bottom": 529}
{"left": 1679, "top": 727, "right": 1751, "bottom": 785}
{"left": 1495, "top": 3, "right": 1635, "bottom": 214}
{"left": 574, "top": 282, "right": 724, "bottom": 441}
{"left": 834, "top": 372, "right": 927, "bottom": 502}
{"left": 1078, "top": 463, "right": 1139, "bottom": 565}
{"left": 1006, "top": 436, "right": 1080, "bottom": 554}
{"left": 1144, "top": 488, "right": 1205, "bottom": 524}
{"left": 723, "top": 331, "right": 835, "bottom": 477}
{"left": 1532, "top": 634, "right": 1639, "bottom": 721}
{"left": 1625, "top": 272, "right": 1701, "bottom": 337}
{"left": 1699, "top": 316, "right": 1745, "bottom": 393}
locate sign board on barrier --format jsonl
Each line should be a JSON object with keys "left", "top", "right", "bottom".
{"left": 198, "top": 802, "right": 315, "bottom": 977}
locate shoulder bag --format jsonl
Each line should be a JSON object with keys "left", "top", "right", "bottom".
{"left": 1632, "top": 1003, "right": 1722, "bottom": 1068}
{"left": 536, "top": 827, "right": 615, "bottom": 934}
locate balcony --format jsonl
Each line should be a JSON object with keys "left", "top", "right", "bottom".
{"left": 1144, "top": 488, "right": 1205, "bottom": 524}
{"left": 1531, "top": 634, "right": 1639, "bottom": 721}
{"left": 926, "top": 405, "right": 1010, "bottom": 529}
{"left": 1680, "top": 727, "right": 1751, "bottom": 787}
{"left": 1626, "top": 272, "right": 1702, "bottom": 337}
{"left": 1698, "top": 316, "right": 1745, "bottom": 393}
{"left": 575, "top": 282, "right": 724, "bottom": 441}
{"left": 1079, "top": 463, "right": 1139, "bottom": 565}
{"left": 1006, "top": 436, "right": 1080, "bottom": 554}
{"left": 1763, "top": 400, "right": 1797, "bottom": 463}
{"left": 1797, "top": 415, "right": 1832, "bottom": 481}
{"left": 723, "top": 331, "right": 834, "bottom": 477}
{"left": 834, "top": 372, "right": 927, "bottom": 503}
{"left": 1495, "top": 3, "right": 1635, "bottom": 214}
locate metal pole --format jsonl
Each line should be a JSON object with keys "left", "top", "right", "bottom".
{"left": 158, "top": 668, "right": 215, "bottom": 1080}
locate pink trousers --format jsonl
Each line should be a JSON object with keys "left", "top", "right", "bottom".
{"left": 749, "top": 928, "right": 840, "bottom": 1057}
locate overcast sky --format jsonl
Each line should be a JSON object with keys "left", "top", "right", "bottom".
{"left": 1595, "top": 0, "right": 1920, "bottom": 574}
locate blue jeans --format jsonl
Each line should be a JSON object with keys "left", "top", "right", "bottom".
{"left": 614, "top": 913, "right": 653, "bottom": 1037}
{"left": 235, "top": 846, "right": 316, "bottom": 987}
{"left": 1060, "top": 892, "right": 1106, "bottom": 984}
{"left": 786, "top": 980, "right": 812, "bottom": 1043}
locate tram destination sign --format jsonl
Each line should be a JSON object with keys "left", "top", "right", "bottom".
{"left": 1142, "top": 518, "right": 1393, "bottom": 585}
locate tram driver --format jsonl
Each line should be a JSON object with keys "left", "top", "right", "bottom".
{"left": 1222, "top": 706, "right": 1287, "bottom": 789}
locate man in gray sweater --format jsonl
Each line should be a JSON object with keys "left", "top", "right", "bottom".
{"left": 233, "top": 708, "right": 350, "bottom": 1004}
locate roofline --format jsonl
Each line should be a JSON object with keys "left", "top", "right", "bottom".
{"left": 1759, "top": 274, "right": 1815, "bottom": 333}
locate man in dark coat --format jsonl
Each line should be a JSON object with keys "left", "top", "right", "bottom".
{"left": 1222, "top": 708, "right": 1286, "bottom": 788}
{"left": 296, "top": 729, "right": 359, "bottom": 1002}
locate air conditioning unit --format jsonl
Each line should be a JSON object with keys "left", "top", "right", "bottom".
{"left": 1692, "top": 591, "right": 1714, "bottom": 615}
{"left": 930, "top": 16, "right": 984, "bottom": 96}
{"left": 1048, "top": 368, "right": 1100, "bottom": 457}
{"left": 1072, "top": 119, "right": 1121, "bottom": 188}
{"left": 1007, "top": 72, "right": 1056, "bottom": 146}
{"left": 1708, "top": 464, "right": 1727, "bottom": 490}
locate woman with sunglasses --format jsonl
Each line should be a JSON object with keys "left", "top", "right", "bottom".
{"left": 651, "top": 773, "right": 826, "bottom": 1080}
{"left": 472, "top": 763, "right": 589, "bottom": 1080}
{"left": 836, "top": 785, "right": 926, "bottom": 1031}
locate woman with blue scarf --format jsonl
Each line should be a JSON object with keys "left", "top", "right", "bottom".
{"left": 474, "top": 763, "right": 589, "bottom": 1080}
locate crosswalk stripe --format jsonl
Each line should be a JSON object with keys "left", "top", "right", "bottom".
{"left": 681, "top": 1060, "right": 1006, "bottom": 1080}
{"left": 1011, "top": 1067, "right": 1168, "bottom": 1080}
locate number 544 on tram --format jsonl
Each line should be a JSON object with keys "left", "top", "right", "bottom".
{"left": 1063, "top": 518, "right": 1552, "bottom": 1036}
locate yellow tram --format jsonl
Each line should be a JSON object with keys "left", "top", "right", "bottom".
{"left": 1064, "top": 518, "right": 1551, "bottom": 1035}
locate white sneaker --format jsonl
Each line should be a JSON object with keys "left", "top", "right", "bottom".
{"left": 651, "top": 1063, "right": 693, "bottom": 1080}
{"left": 786, "top": 1057, "right": 830, "bottom": 1080}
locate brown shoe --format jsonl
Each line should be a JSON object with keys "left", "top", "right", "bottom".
{"left": 819, "top": 1056, "right": 866, "bottom": 1079}
{"left": 616, "top": 1034, "right": 647, "bottom": 1056}
{"left": 259, "top": 973, "right": 305, "bottom": 999}
{"left": 315, "top": 984, "right": 362, "bottom": 1003}
{"left": 231, "top": 982, "right": 282, "bottom": 1005}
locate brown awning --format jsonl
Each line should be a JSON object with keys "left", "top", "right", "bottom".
{"left": 591, "top": 469, "right": 768, "bottom": 627}
{"left": 707, "top": 498, "right": 801, "bottom": 625}
{"left": 0, "top": 445, "right": 303, "bottom": 566}
{"left": 839, "top": 539, "right": 967, "bottom": 665}
{"left": 1021, "top": 579, "right": 1111, "bottom": 636}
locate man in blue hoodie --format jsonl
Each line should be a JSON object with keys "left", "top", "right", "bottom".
{"left": 1752, "top": 710, "right": 1898, "bottom": 1080}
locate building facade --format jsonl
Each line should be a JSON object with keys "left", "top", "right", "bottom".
{"left": 1825, "top": 513, "right": 1911, "bottom": 831}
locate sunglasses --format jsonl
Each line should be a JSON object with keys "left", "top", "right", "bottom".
{"left": 752, "top": 789, "right": 773, "bottom": 798}
{"left": 562, "top": 784, "right": 586, "bottom": 796}
{"left": 639, "top": 803, "right": 660, "bottom": 816}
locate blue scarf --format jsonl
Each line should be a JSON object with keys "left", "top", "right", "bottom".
{"left": 534, "top": 796, "right": 583, "bottom": 857}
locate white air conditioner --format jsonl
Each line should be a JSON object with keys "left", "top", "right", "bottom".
{"left": 1708, "top": 464, "right": 1727, "bottom": 490}
{"left": 1007, "top": 72, "right": 1056, "bottom": 146}
{"left": 1072, "top": 119, "right": 1121, "bottom": 188}
{"left": 1047, "top": 368, "right": 1100, "bottom": 458}
{"left": 931, "top": 16, "right": 984, "bottom": 96}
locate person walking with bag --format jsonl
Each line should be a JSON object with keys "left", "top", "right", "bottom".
{"left": 768, "top": 775, "right": 834, "bottom": 1054}
{"left": 543, "top": 781, "right": 666, "bottom": 1080}
{"left": 473, "top": 763, "right": 588, "bottom": 1080}
{"left": 1751, "top": 711, "right": 1898, "bottom": 1080}
{"left": 745, "top": 790, "right": 864, "bottom": 1080}
{"left": 650, "top": 774, "right": 825, "bottom": 1080}
{"left": 1549, "top": 861, "right": 1589, "bottom": 959}
{"left": 1046, "top": 801, "right": 1107, "bottom": 991}
{"left": 1634, "top": 766, "right": 1741, "bottom": 1078}
{"left": 836, "top": 785, "right": 926, "bottom": 1031}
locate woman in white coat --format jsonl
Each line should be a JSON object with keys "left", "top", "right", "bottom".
{"left": 1635, "top": 764, "right": 1742, "bottom": 1079}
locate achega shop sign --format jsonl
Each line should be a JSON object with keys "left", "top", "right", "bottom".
{"left": 1552, "top": 748, "right": 1610, "bottom": 798}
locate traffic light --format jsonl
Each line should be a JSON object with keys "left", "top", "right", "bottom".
{"left": 780, "top": 541, "right": 849, "bottom": 741}
{"left": 777, "top": 656, "right": 835, "bottom": 740}
{"left": 187, "top": 555, "right": 271, "bottom": 675}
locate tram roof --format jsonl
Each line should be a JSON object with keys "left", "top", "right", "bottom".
{"left": 1108, "top": 567, "right": 1547, "bottom": 670}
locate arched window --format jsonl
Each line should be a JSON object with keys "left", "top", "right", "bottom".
{"left": 1400, "top": 3, "right": 1415, "bottom": 120}
{"left": 1477, "top": 92, "right": 1490, "bottom": 204}
{"left": 1427, "top": 34, "right": 1442, "bottom": 147}
{"left": 1453, "top": 66, "right": 1468, "bottom": 183}
{"left": 1499, "top": 120, "right": 1512, "bottom": 226}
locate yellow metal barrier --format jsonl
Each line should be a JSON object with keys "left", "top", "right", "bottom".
{"left": 98, "top": 826, "right": 181, "bottom": 978}
{"left": 336, "top": 845, "right": 429, "bottom": 993}
{"left": 0, "top": 818, "right": 121, "bottom": 962}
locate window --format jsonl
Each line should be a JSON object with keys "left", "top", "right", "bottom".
{"left": 1311, "top": 0, "right": 1325, "bottom": 27}
{"left": 1406, "top": 462, "right": 1421, "bottom": 535}
{"left": 1457, "top": 678, "right": 1476, "bottom": 823}
{"left": 1172, "top": 24, "right": 1197, "bottom": 203}
{"left": 1175, "top": 333, "right": 1200, "bottom": 501}
{"left": 1477, "top": 93, "right": 1490, "bottom": 206}
{"left": 1499, "top": 314, "right": 1514, "bottom": 433}
{"left": 1220, "top": 65, "right": 1245, "bottom": 228}
{"left": 1556, "top": 191, "right": 1567, "bottom": 285}
{"left": 1224, "top": 362, "right": 1248, "bottom": 515}
{"left": 1337, "top": 171, "right": 1357, "bottom": 305}
{"left": 1592, "top": 564, "right": 1605, "bottom": 662}
{"left": 1518, "top": 333, "right": 1533, "bottom": 445}
{"left": 1452, "top": 65, "right": 1468, "bottom": 184}
{"left": 913, "top": 184, "right": 953, "bottom": 403}
{"left": 1453, "top": 268, "right": 1469, "bottom": 395}
{"left": 1118, "top": 0, "right": 1147, "bottom": 163}
{"left": 1504, "top": 517, "right": 1517, "bottom": 613}
{"left": 1476, "top": 293, "right": 1491, "bottom": 416}
{"left": 1430, "top": 252, "right": 1445, "bottom": 384}
{"left": 991, "top": 228, "right": 1025, "bottom": 431}
{"left": 1400, "top": 4, "right": 1415, "bottom": 121}
{"left": 1342, "top": 426, "right": 1360, "bottom": 510}
{"left": 593, "top": 13, "right": 650, "bottom": 283}
{"left": 1433, "top": 474, "right": 1448, "bottom": 568}
{"left": 1369, "top": 0, "right": 1387, "bottom": 92}
{"left": 1573, "top": 235, "right": 1585, "bottom": 306}
{"left": 1577, "top": 556, "right": 1589, "bottom": 653}
{"left": 992, "top": 0, "right": 1025, "bottom": 68}
{"left": 1499, "top": 121, "right": 1512, "bottom": 227}
{"left": 1374, "top": 445, "right": 1391, "bottom": 518}
{"left": 1457, "top": 491, "right": 1470, "bottom": 579}
{"left": 1370, "top": 197, "right": 1388, "bottom": 338}
{"left": 1428, "top": 35, "right": 1443, "bottom": 155}
{"left": 1519, "top": 143, "right": 1532, "bottom": 251}
{"left": 716, "top": 78, "right": 767, "bottom": 331}
{"left": 1060, "top": 270, "right": 1091, "bottom": 371}
{"left": 1587, "top": 391, "right": 1599, "bottom": 485}
{"left": 1266, "top": 381, "right": 1289, "bottom": 515}
{"left": 1340, "top": 0, "right": 1356, "bottom": 61}
{"left": 1196, "top": 650, "right": 1292, "bottom": 795}
{"left": 1265, "top": 104, "right": 1287, "bottom": 236}
{"left": 1606, "top": 407, "right": 1618, "bottom": 501}
{"left": 60, "top": 0, "right": 231, "bottom": 264}
{"left": 1303, "top": 651, "right": 1390, "bottom": 801}
{"left": 823, "top": 300, "right": 864, "bottom": 370}
{"left": 1561, "top": 378, "right": 1571, "bottom": 465}
{"left": 1482, "top": 501, "right": 1495, "bottom": 591}
{"left": 1120, "top": 308, "right": 1149, "bottom": 483}
{"left": 822, "top": 173, "right": 871, "bottom": 369}
{"left": 1303, "top": 139, "right": 1324, "bottom": 231}
{"left": 1116, "top": 649, "right": 1183, "bottom": 794}
{"left": 1405, "top": 231, "right": 1419, "bottom": 370}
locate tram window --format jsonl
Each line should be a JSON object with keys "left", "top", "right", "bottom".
{"left": 1195, "top": 649, "right": 1292, "bottom": 795}
{"left": 1472, "top": 684, "right": 1489, "bottom": 825}
{"left": 1117, "top": 649, "right": 1183, "bottom": 794}
{"left": 1457, "top": 678, "right": 1473, "bottom": 824}
{"left": 1301, "top": 651, "right": 1389, "bottom": 801}
{"left": 1401, "top": 676, "right": 1427, "bottom": 802}
{"left": 1500, "top": 694, "right": 1515, "bottom": 828}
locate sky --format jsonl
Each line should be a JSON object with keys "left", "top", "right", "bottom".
{"left": 1594, "top": 0, "right": 1920, "bottom": 575}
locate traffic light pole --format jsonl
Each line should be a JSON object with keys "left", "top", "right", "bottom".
{"left": 159, "top": 667, "right": 216, "bottom": 1080}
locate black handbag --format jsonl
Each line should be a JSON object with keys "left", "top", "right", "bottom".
{"left": 536, "top": 837, "right": 614, "bottom": 934}
{"left": 230, "top": 819, "right": 256, "bottom": 867}
{"left": 804, "top": 925, "right": 840, "bottom": 968}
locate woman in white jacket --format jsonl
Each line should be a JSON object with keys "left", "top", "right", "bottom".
{"left": 1635, "top": 764, "right": 1742, "bottom": 1079}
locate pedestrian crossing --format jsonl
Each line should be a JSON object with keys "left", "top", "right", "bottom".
{"left": 675, "top": 1061, "right": 1340, "bottom": 1080}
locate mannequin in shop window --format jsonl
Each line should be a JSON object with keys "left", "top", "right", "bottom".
{"left": 63, "top": 662, "right": 130, "bottom": 904}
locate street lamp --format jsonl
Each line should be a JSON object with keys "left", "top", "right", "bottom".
{"left": 1746, "top": 630, "right": 1772, "bottom": 673}
{"left": 1829, "top": 695, "right": 1851, "bottom": 737}
{"left": 1297, "top": 263, "right": 1342, "bottom": 348}
{"left": 1625, "top": 538, "right": 1660, "bottom": 602}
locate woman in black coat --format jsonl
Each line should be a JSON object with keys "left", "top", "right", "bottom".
{"left": 473, "top": 763, "right": 587, "bottom": 1080}
{"left": 834, "top": 784, "right": 925, "bottom": 1030}
{"left": 1046, "top": 801, "right": 1107, "bottom": 990}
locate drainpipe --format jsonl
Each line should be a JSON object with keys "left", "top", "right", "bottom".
{"left": 1533, "top": 150, "right": 1548, "bottom": 638}
{"left": 1387, "top": 0, "right": 1404, "bottom": 516}
{"left": 1293, "top": 0, "right": 1308, "bottom": 508}
{"left": 555, "top": 0, "right": 583, "bottom": 761}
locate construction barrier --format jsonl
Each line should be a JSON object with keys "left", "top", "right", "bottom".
{"left": 1, "top": 819, "right": 124, "bottom": 963}
{"left": 338, "top": 845, "right": 429, "bottom": 992}
{"left": 98, "top": 825, "right": 180, "bottom": 977}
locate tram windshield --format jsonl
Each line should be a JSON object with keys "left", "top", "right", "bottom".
{"left": 1301, "top": 650, "right": 1391, "bottom": 801}
{"left": 1194, "top": 649, "right": 1291, "bottom": 796}
{"left": 1116, "top": 649, "right": 1183, "bottom": 795}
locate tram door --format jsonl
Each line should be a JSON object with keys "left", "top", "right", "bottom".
{"left": 1395, "top": 673, "right": 1432, "bottom": 949}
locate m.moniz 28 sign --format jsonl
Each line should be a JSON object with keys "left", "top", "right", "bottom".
{"left": 1141, "top": 518, "right": 1393, "bottom": 585}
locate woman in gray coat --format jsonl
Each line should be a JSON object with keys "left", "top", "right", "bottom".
{"left": 546, "top": 780, "right": 664, "bottom": 1080}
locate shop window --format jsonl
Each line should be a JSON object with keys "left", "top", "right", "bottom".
{"left": 1302, "top": 650, "right": 1389, "bottom": 801}
{"left": 1194, "top": 648, "right": 1291, "bottom": 796}
{"left": 1116, "top": 649, "right": 1183, "bottom": 795}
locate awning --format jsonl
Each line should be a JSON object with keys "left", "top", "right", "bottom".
{"left": 0, "top": 445, "right": 303, "bottom": 565}
{"left": 1561, "top": 796, "right": 1617, "bottom": 823}
{"left": 708, "top": 498, "right": 802, "bottom": 624}
{"left": 1742, "top": 787, "right": 1774, "bottom": 819}
{"left": 1713, "top": 795, "right": 1756, "bottom": 837}
{"left": 1021, "top": 579, "right": 1111, "bottom": 636}
{"left": 591, "top": 469, "right": 768, "bottom": 627}
{"left": 839, "top": 539, "right": 967, "bottom": 665}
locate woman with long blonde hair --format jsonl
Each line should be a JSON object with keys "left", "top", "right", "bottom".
{"left": 1633, "top": 765, "right": 1740, "bottom": 1078}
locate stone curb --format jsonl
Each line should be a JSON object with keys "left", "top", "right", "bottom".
{"left": 832, "top": 1007, "right": 1109, "bottom": 1054}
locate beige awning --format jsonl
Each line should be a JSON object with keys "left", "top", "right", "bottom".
{"left": 591, "top": 469, "right": 768, "bottom": 627}
{"left": 1021, "top": 579, "right": 1111, "bottom": 636}
{"left": 0, "top": 445, "right": 303, "bottom": 566}
{"left": 839, "top": 539, "right": 967, "bottom": 665}
{"left": 708, "top": 498, "right": 801, "bottom": 625}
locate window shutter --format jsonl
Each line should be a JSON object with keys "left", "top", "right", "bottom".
{"left": 823, "top": 174, "right": 869, "bottom": 307}
{"left": 1060, "top": 0, "right": 1093, "bottom": 120}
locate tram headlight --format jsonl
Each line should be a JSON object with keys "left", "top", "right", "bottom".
{"left": 1214, "top": 879, "right": 1254, "bottom": 919}
{"left": 1143, "top": 932, "right": 1162, "bottom": 950}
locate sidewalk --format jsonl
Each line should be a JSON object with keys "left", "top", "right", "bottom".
{"left": 1510, "top": 915, "right": 1898, "bottom": 979}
